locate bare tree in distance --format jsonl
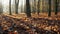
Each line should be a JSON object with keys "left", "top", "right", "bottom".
{"left": 15, "top": 0, "right": 19, "bottom": 14}
{"left": 0, "top": 2, "right": 3, "bottom": 14}
{"left": 37, "top": 0, "right": 40, "bottom": 15}
{"left": 55, "top": 0, "right": 59, "bottom": 15}
{"left": 9, "top": 0, "right": 12, "bottom": 15}
{"left": 48, "top": 0, "right": 51, "bottom": 17}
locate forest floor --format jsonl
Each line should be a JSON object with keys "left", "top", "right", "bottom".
{"left": 3, "top": 12, "right": 60, "bottom": 20}
{"left": 0, "top": 12, "right": 60, "bottom": 34}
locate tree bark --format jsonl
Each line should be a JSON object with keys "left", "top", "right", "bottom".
{"left": 0, "top": 1, "right": 3, "bottom": 14}
{"left": 55, "top": 0, "right": 58, "bottom": 15}
{"left": 48, "top": 0, "right": 51, "bottom": 17}
{"left": 37, "top": 0, "right": 40, "bottom": 15}
{"left": 9, "top": 0, "right": 12, "bottom": 15}
{"left": 15, "top": 0, "right": 19, "bottom": 14}
{"left": 26, "top": 0, "right": 31, "bottom": 17}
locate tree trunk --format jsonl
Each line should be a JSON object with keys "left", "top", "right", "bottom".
{"left": 32, "top": 0, "right": 36, "bottom": 14}
{"left": 37, "top": 0, "right": 40, "bottom": 15}
{"left": 55, "top": 0, "right": 58, "bottom": 15}
{"left": 48, "top": 0, "right": 51, "bottom": 17}
{"left": 26, "top": 0, "right": 31, "bottom": 17}
{"left": 9, "top": 0, "right": 12, "bottom": 15}
{"left": 15, "top": 0, "right": 19, "bottom": 14}
{"left": 0, "top": 1, "right": 3, "bottom": 14}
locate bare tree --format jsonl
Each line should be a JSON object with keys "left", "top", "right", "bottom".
{"left": 37, "top": 0, "right": 40, "bottom": 15}
{"left": 26, "top": 0, "right": 31, "bottom": 17}
{"left": 48, "top": 0, "right": 51, "bottom": 17}
{"left": 15, "top": 0, "right": 19, "bottom": 14}
{"left": 9, "top": 0, "right": 12, "bottom": 15}
{"left": 55, "top": 0, "right": 59, "bottom": 15}
{"left": 0, "top": 1, "right": 3, "bottom": 14}
{"left": 33, "top": 0, "right": 36, "bottom": 14}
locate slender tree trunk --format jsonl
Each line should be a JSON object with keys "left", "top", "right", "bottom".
{"left": 40, "top": 0, "right": 42, "bottom": 13}
{"left": 26, "top": 0, "right": 31, "bottom": 17}
{"left": 9, "top": 0, "right": 11, "bottom": 15}
{"left": 15, "top": 0, "right": 19, "bottom": 14}
{"left": 37, "top": 0, "right": 40, "bottom": 15}
{"left": 33, "top": 0, "right": 36, "bottom": 14}
{"left": 48, "top": 0, "right": 51, "bottom": 17}
{"left": 0, "top": 3, "right": 3, "bottom": 14}
{"left": 55, "top": 0, "right": 58, "bottom": 15}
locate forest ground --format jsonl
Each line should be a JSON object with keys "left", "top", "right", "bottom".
{"left": 3, "top": 12, "right": 60, "bottom": 20}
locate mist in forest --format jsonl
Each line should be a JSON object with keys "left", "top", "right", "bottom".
{"left": 0, "top": 0, "right": 60, "bottom": 15}
{"left": 1, "top": 0, "right": 26, "bottom": 14}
